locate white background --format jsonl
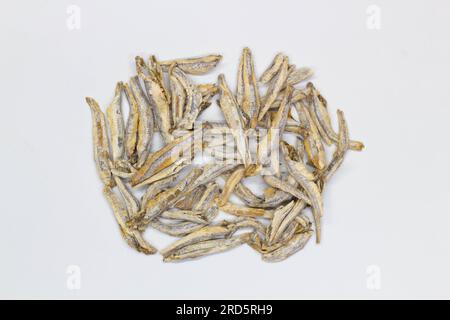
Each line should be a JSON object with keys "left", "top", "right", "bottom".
{"left": 1, "top": 0, "right": 450, "bottom": 299}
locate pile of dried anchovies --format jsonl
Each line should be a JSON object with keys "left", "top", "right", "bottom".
{"left": 86, "top": 48, "right": 363, "bottom": 262}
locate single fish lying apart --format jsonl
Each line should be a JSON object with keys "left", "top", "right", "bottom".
{"left": 86, "top": 49, "right": 364, "bottom": 262}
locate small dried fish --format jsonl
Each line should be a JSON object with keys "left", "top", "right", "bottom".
{"left": 218, "top": 74, "right": 251, "bottom": 166}
{"left": 139, "top": 168, "right": 203, "bottom": 224}
{"left": 160, "top": 209, "right": 207, "bottom": 224}
{"left": 141, "top": 174, "right": 177, "bottom": 207}
{"left": 133, "top": 157, "right": 189, "bottom": 188}
{"left": 237, "top": 48, "right": 261, "bottom": 128}
{"left": 160, "top": 224, "right": 235, "bottom": 258}
{"left": 260, "top": 53, "right": 286, "bottom": 84}
{"left": 258, "top": 56, "right": 289, "bottom": 120}
{"left": 287, "top": 67, "right": 314, "bottom": 86}
{"left": 130, "top": 76, "right": 154, "bottom": 168}
{"left": 172, "top": 66, "right": 203, "bottom": 130}
{"left": 164, "top": 233, "right": 251, "bottom": 262}
{"left": 281, "top": 142, "right": 322, "bottom": 243}
{"left": 123, "top": 82, "right": 140, "bottom": 164}
{"left": 262, "top": 229, "right": 312, "bottom": 262}
{"left": 263, "top": 175, "right": 310, "bottom": 205}
{"left": 113, "top": 175, "right": 140, "bottom": 219}
{"left": 294, "top": 101, "right": 327, "bottom": 170}
{"left": 168, "top": 65, "right": 186, "bottom": 128}
{"left": 106, "top": 82, "right": 125, "bottom": 163}
{"left": 136, "top": 56, "right": 172, "bottom": 143}
{"left": 216, "top": 165, "right": 246, "bottom": 206}
{"left": 318, "top": 110, "right": 350, "bottom": 184}
{"left": 159, "top": 54, "right": 222, "bottom": 75}
{"left": 103, "top": 186, "right": 157, "bottom": 254}
{"left": 219, "top": 202, "right": 271, "bottom": 218}
{"left": 86, "top": 97, "right": 113, "bottom": 187}
{"left": 131, "top": 132, "right": 194, "bottom": 185}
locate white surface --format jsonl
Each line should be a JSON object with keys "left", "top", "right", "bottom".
{"left": 1, "top": 0, "right": 450, "bottom": 299}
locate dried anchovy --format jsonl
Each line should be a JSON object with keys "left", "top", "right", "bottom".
{"left": 281, "top": 142, "right": 323, "bottom": 243}
{"left": 106, "top": 82, "right": 125, "bottom": 163}
{"left": 86, "top": 97, "right": 113, "bottom": 187}
{"left": 260, "top": 53, "right": 286, "bottom": 84}
{"left": 159, "top": 54, "right": 222, "bottom": 75}
{"left": 130, "top": 76, "right": 154, "bottom": 168}
{"left": 123, "top": 82, "right": 140, "bottom": 164}
{"left": 103, "top": 186, "right": 157, "bottom": 254}
{"left": 259, "top": 56, "right": 289, "bottom": 120}
{"left": 136, "top": 56, "right": 172, "bottom": 143}
{"left": 86, "top": 48, "right": 364, "bottom": 262}
{"left": 217, "top": 74, "right": 251, "bottom": 166}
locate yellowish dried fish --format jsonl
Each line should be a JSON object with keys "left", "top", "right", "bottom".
{"left": 233, "top": 181, "right": 264, "bottom": 204}
{"left": 136, "top": 56, "right": 172, "bottom": 143}
{"left": 263, "top": 175, "right": 310, "bottom": 205}
{"left": 259, "top": 53, "right": 286, "bottom": 84}
{"left": 163, "top": 233, "right": 251, "bottom": 262}
{"left": 266, "top": 200, "right": 295, "bottom": 244}
{"left": 159, "top": 54, "right": 222, "bottom": 75}
{"left": 262, "top": 229, "right": 312, "bottom": 262}
{"left": 149, "top": 219, "right": 206, "bottom": 237}
{"left": 85, "top": 97, "right": 113, "bottom": 187}
{"left": 160, "top": 224, "right": 235, "bottom": 257}
{"left": 268, "top": 200, "right": 306, "bottom": 245}
{"left": 168, "top": 64, "right": 186, "bottom": 128}
{"left": 133, "top": 157, "right": 189, "bottom": 188}
{"left": 307, "top": 83, "right": 364, "bottom": 151}
{"left": 318, "top": 110, "right": 350, "bottom": 184}
{"left": 141, "top": 175, "right": 177, "bottom": 208}
{"left": 103, "top": 186, "right": 156, "bottom": 254}
{"left": 281, "top": 142, "right": 322, "bottom": 243}
{"left": 175, "top": 185, "right": 206, "bottom": 210}
{"left": 172, "top": 66, "right": 203, "bottom": 130}
{"left": 130, "top": 76, "right": 154, "bottom": 168}
{"left": 219, "top": 202, "right": 271, "bottom": 218}
{"left": 294, "top": 101, "right": 327, "bottom": 170}
{"left": 216, "top": 165, "right": 246, "bottom": 206}
{"left": 160, "top": 209, "right": 207, "bottom": 224}
{"left": 257, "top": 86, "right": 293, "bottom": 175}
{"left": 259, "top": 57, "right": 289, "bottom": 120}
{"left": 287, "top": 67, "right": 314, "bottom": 86}
{"left": 139, "top": 168, "right": 203, "bottom": 225}
{"left": 123, "top": 82, "right": 140, "bottom": 164}
{"left": 148, "top": 55, "right": 171, "bottom": 104}
{"left": 113, "top": 175, "right": 140, "bottom": 219}
{"left": 131, "top": 132, "right": 194, "bottom": 186}
{"left": 218, "top": 74, "right": 251, "bottom": 166}
{"left": 237, "top": 48, "right": 261, "bottom": 128}
{"left": 106, "top": 82, "right": 125, "bottom": 163}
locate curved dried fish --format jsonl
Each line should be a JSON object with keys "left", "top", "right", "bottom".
{"left": 86, "top": 97, "right": 113, "bottom": 187}
{"left": 103, "top": 186, "right": 156, "bottom": 254}
{"left": 130, "top": 76, "right": 154, "bottom": 168}
{"left": 259, "top": 53, "right": 286, "bottom": 84}
{"left": 159, "top": 54, "right": 222, "bottom": 75}
{"left": 217, "top": 74, "right": 251, "bottom": 166}
{"left": 281, "top": 142, "right": 322, "bottom": 243}
{"left": 123, "top": 82, "right": 140, "bottom": 164}
{"left": 136, "top": 56, "right": 172, "bottom": 143}
{"left": 258, "top": 56, "right": 289, "bottom": 120}
{"left": 262, "top": 229, "right": 312, "bottom": 262}
{"left": 106, "top": 82, "right": 125, "bottom": 163}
